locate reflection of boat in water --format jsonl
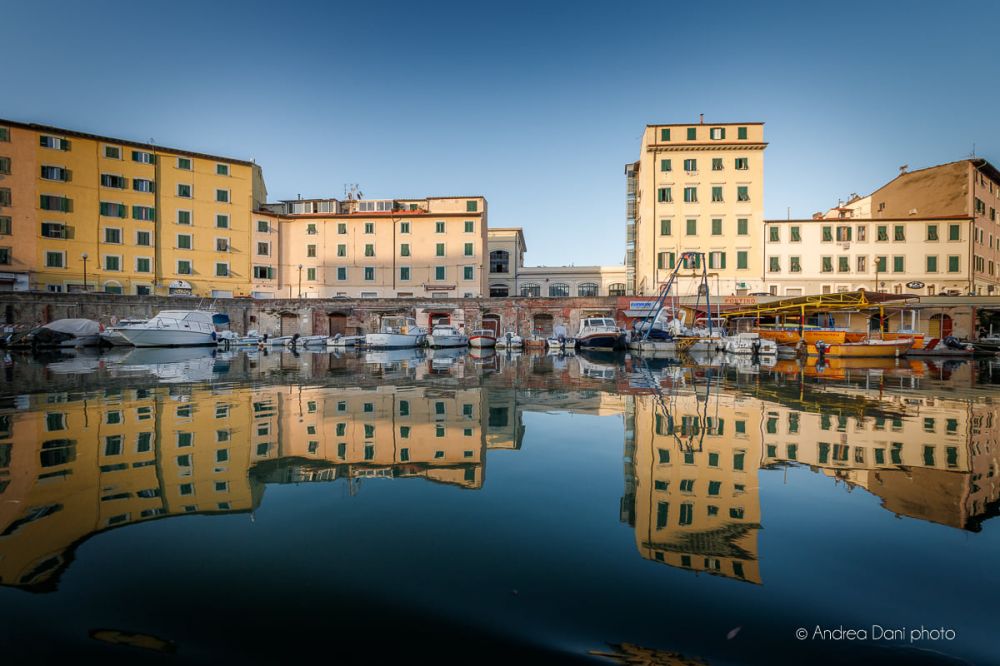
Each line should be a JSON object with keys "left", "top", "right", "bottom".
{"left": 364, "top": 348, "right": 426, "bottom": 366}
{"left": 38, "top": 349, "right": 104, "bottom": 375}
{"left": 111, "top": 346, "right": 220, "bottom": 382}
{"left": 576, "top": 353, "right": 618, "bottom": 380}
{"left": 427, "top": 346, "right": 465, "bottom": 371}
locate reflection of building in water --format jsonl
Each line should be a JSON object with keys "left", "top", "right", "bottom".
{"left": 0, "top": 384, "right": 488, "bottom": 590}
{"left": 624, "top": 387, "right": 1000, "bottom": 582}
{"left": 627, "top": 392, "right": 764, "bottom": 584}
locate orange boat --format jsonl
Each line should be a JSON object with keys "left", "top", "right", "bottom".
{"left": 752, "top": 327, "right": 801, "bottom": 345}
{"left": 810, "top": 338, "right": 913, "bottom": 358}
{"left": 879, "top": 331, "right": 925, "bottom": 349}
{"left": 802, "top": 329, "right": 848, "bottom": 346}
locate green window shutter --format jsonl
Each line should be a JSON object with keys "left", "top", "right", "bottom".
{"left": 686, "top": 219, "right": 696, "bottom": 235}
{"left": 948, "top": 256, "right": 959, "bottom": 272}
{"left": 737, "top": 218, "right": 748, "bottom": 235}
{"left": 657, "top": 253, "right": 664, "bottom": 269}
{"left": 668, "top": 252, "right": 676, "bottom": 269}
{"left": 822, "top": 227, "right": 832, "bottom": 242}
{"left": 927, "top": 256, "right": 937, "bottom": 272}
{"left": 737, "top": 251, "right": 747, "bottom": 269}
{"left": 687, "top": 127, "right": 696, "bottom": 140}
{"left": 660, "top": 219, "right": 671, "bottom": 236}
{"left": 660, "top": 159, "right": 671, "bottom": 171}
{"left": 712, "top": 219, "right": 722, "bottom": 235}
{"left": 464, "top": 242, "right": 473, "bottom": 256}
{"left": 948, "top": 224, "right": 960, "bottom": 241}
{"left": 660, "top": 128, "right": 670, "bottom": 141}
{"left": 738, "top": 127, "right": 748, "bottom": 140}
{"left": 720, "top": 252, "right": 726, "bottom": 269}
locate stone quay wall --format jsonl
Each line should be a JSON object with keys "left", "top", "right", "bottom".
{"left": 0, "top": 292, "right": 620, "bottom": 338}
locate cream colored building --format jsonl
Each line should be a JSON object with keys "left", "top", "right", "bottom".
{"left": 629, "top": 120, "right": 767, "bottom": 297}
{"left": 486, "top": 227, "right": 627, "bottom": 297}
{"left": 273, "top": 196, "right": 487, "bottom": 298}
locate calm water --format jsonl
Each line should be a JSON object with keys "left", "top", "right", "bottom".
{"left": 0, "top": 347, "right": 998, "bottom": 665}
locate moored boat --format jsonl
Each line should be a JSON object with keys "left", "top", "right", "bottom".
{"left": 101, "top": 318, "right": 147, "bottom": 346}
{"left": 365, "top": 317, "right": 426, "bottom": 349}
{"left": 811, "top": 338, "right": 913, "bottom": 358}
{"left": 575, "top": 317, "right": 624, "bottom": 351}
{"left": 496, "top": 331, "right": 524, "bottom": 349}
{"left": 427, "top": 324, "right": 469, "bottom": 348}
{"left": 724, "top": 332, "right": 778, "bottom": 356}
{"left": 469, "top": 329, "right": 497, "bottom": 348}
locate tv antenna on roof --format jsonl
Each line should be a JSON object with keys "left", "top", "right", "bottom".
{"left": 345, "top": 184, "right": 362, "bottom": 200}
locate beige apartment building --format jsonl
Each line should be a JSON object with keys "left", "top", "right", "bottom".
{"left": 629, "top": 120, "right": 767, "bottom": 297}
{"left": 486, "top": 227, "right": 627, "bottom": 297}
{"left": 271, "top": 196, "right": 488, "bottom": 298}
{"left": 761, "top": 159, "right": 1000, "bottom": 297}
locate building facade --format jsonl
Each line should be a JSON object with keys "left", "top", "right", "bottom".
{"left": 273, "top": 196, "right": 488, "bottom": 299}
{"left": 0, "top": 119, "right": 266, "bottom": 296}
{"left": 630, "top": 120, "right": 767, "bottom": 297}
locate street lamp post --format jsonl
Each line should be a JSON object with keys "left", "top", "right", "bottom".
{"left": 82, "top": 253, "right": 89, "bottom": 292}
{"left": 298, "top": 264, "right": 303, "bottom": 298}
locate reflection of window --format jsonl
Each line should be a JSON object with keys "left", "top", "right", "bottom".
{"left": 520, "top": 283, "right": 540, "bottom": 297}
{"left": 548, "top": 283, "right": 569, "bottom": 297}
{"left": 577, "top": 282, "right": 598, "bottom": 297}
{"left": 489, "top": 250, "right": 509, "bottom": 273}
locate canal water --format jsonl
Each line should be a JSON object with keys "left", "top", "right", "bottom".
{"left": 0, "top": 347, "right": 997, "bottom": 665}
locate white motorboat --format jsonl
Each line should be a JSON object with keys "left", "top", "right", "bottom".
{"left": 291, "top": 334, "right": 331, "bottom": 348}
{"left": 101, "top": 318, "right": 147, "bottom": 346}
{"left": 495, "top": 331, "right": 523, "bottom": 349}
{"left": 546, "top": 336, "right": 576, "bottom": 351}
{"left": 365, "top": 316, "right": 426, "bottom": 349}
{"left": 575, "top": 317, "right": 624, "bottom": 351}
{"left": 427, "top": 324, "right": 469, "bottom": 348}
{"left": 723, "top": 332, "right": 778, "bottom": 357}
{"left": 328, "top": 334, "right": 364, "bottom": 348}
{"left": 116, "top": 311, "right": 226, "bottom": 347}
{"left": 469, "top": 329, "right": 497, "bottom": 348}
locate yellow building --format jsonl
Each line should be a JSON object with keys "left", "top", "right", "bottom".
{"left": 629, "top": 120, "right": 767, "bottom": 297}
{"left": 271, "top": 195, "right": 488, "bottom": 298}
{"left": 0, "top": 118, "right": 266, "bottom": 296}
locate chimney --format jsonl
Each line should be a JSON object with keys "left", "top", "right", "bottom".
{"left": 699, "top": 113, "right": 704, "bottom": 124}
{"left": 899, "top": 165, "right": 908, "bottom": 175}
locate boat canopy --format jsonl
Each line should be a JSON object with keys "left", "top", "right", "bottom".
{"left": 42, "top": 319, "right": 100, "bottom": 336}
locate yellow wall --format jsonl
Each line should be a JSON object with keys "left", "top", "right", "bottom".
{"left": 0, "top": 124, "right": 36, "bottom": 285}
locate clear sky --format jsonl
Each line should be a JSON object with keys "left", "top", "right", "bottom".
{"left": 4, "top": 0, "right": 998, "bottom": 266}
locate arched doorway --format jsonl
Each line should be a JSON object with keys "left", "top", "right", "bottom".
{"left": 929, "top": 314, "right": 953, "bottom": 338}
{"left": 482, "top": 313, "right": 502, "bottom": 335}
{"left": 428, "top": 312, "right": 451, "bottom": 326}
{"left": 532, "top": 313, "right": 553, "bottom": 336}
{"left": 328, "top": 312, "right": 347, "bottom": 336}
{"left": 280, "top": 312, "right": 299, "bottom": 336}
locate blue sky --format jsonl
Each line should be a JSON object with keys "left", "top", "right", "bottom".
{"left": 5, "top": 0, "right": 998, "bottom": 265}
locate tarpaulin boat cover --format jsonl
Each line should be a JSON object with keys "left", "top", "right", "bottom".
{"left": 43, "top": 319, "right": 101, "bottom": 337}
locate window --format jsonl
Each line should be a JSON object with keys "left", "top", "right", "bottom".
{"left": 307, "top": 223, "right": 317, "bottom": 235}
{"left": 735, "top": 157, "right": 748, "bottom": 170}
{"left": 790, "top": 256, "right": 801, "bottom": 272}
{"left": 875, "top": 256, "right": 887, "bottom": 272}
{"left": 548, "top": 283, "right": 569, "bottom": 297}
{"left": 132, "top": 205, "right": 155, "bottom": 221}
{"left": 769, "top": 256, "right": 780, "bottom": 273}
{"left": 683, "top": 158, "right": 697, "bottom": 171}
{"left": 99, "top": 202, "right": 126, "bottom": 218}
{"left": 490, "top": 250, "right": 509, "bottom": 273}
{"left": 660, "top": 158, "right": 672, "bottom": 172}
{"left": 215, "top": 262, "right": 229, "bottom": 277}
{"left": 836, "top": 226, "right": 851, "bottom": 242}
{"left": 400, "top": 266, "right": 411, "bottom": 280}
{"left": 131, "top": 150, "right": 154, "bottom": 164}
{"left": 45, "top": 251, "right": 64, "bottom": 268}
{"left": 708, "top": 251, "right": 726, "bottom": 269}
{"left": 177, "top": 260, "right": 192, "bottom": 274}
{"left": 216, "top": 163, "right": 229, "bottom": 176}
{"left": 435, "top": 221, "right": 445, "bottom": 233}
{"left": 177, "top": 157, "right": 191, "bottom": 170}
{"left": 337, "top": 223, "right": 347, "bottom": 234}
{"left": 257, "top": 242, "right": 269, "bottom": 256}
{"left": 737, "top": 126, "right": 748, "bottom": 140}
{"left": 104, "top": 228, "right": 121, "bottom": 244}
{"left": 856, "top": 255, "right": 867, "bottom": 272}
{"left": 657, "top": 252, "right": 675, "bottom": 269}
{"left": 657, "top": 187, "right": 672, "bottom": 202}
{"left": 0, "top": 157, "right": 8, "bottom": 175}
{"left": 177, "top": 234, "right": 192, "bottom": 249}
{"left": 306, "top": 244, "right": 317, "bottom": 258}
{"left": 366, "top": 267, "right": 376, "bottom": 281}
{"left": 710, "top": 127, "right": 725, "bottom": 140}
{"left": 737, "top": 251, "right": 748, "bottom": 270}
{"left": 659, "top": 128, "right": 670, "bottom": 141}
{"left": 466, "top": 200, "right": 478, "bottom": 212}
{"left": 464, "top": 266, "right": 474, "bottom": 281}
{"left": 608, "top": 283, "right": 626, "bottom": 296}
{"left": 257, "top": 219, "right": 269, "bottom": 233}
{"left": 660, "top": 219, "right": 671, "bottom": 236}
{"left": 434, "top": 242, "right": 445, "bottom": 257}
{"left": 40, "top": 195, "right": 71, "bottom": 212}
{"left": 364, "top": 222, "right": 374, "bottom": 234}
{"left": 737, "top": 218, "right": 748, "bottom": 235}
{"left": 948, "top": 255, "right": 960, "bottom": 272}
{"left": 578, "top": 282, "right": 598, "bottom": 297}
{"left": 926, "top": 255, "right": 938, "bottom": 272}
{"left": 215, "top": 189, "right": 230, "bottom": 203}
{"left": 0, "top": 127, "right": 7, "bottom": 142}
{"left": 737, "top": 186, "right": 749, "bottom": 201}
{"left": 894, "top": 225, "right": 905, "bottom": 241}
{"left": 434, "top": 266, "right": 445, "bottom": 280}
{"left": 307, "top": 268, "right": 316, "bottom": 281}
{"left": 464, "top": 242, "right": 474, "bottom": 256}
{"left": 40, "top": 166, "right": 69, "bottom": 181}
{"left": 712, "top": 157, "right": 723, "bottom": 171}
{"left": 177, "top": 210, "right": 191, "bottom": 225}
{"left": 769, "top": 227, "right": 779, "bottom": 242}
{"left": 683, "top": 187, "right": 697, "bottom": 203}
{"left": 464, "top": 220, "right": 474, "bottom": 233}
{"left": 686, "top": 127, "right": 696, "bottom": 140}
{"left": 177, "top": 184, "right": 192, "bottom": 198}
{"left": 821, "top": 226, "right": 833, "bottom": 242}
{"left": 838, "top": 256, "right": 850, "bottom": 272}
{"left": 821, "top": 256, "right": 833, "bottom": 272}
{"left": 0, "top": 247, "right": 10, "bottom": 264}
{"left": 136, "top": 257, "right": 151, "bottom": 273}
{"left": 104, "top": 256, "right": 120, "bottom": 271}
{"left": 927, "top": 224, "right": 938, "bottom": 241}
{"left": 0, "top": 216, "right": 10, "bottom": 235}
{"left": 215, "top": 214, "right": 229, "bottom": 229}
{"left": 40, "top": 135, "right": 70, "bottom": 150}
{"left": 711, "top": 186, "right": 723, "bottom": 202}
{"left": 711, "top": 218, "right": 722, "bottom": 235}
{"left": 253, "top": 266, "right": 274, "bottom": 279}
{"left": 686, "top": 219, "right": 697, "bottom": 235}
{"left": 215, "top": 238, "right": 229, "bottom": 252}
{"left": 337, "top": 267, "right": 347, "bottom": 281}
{"left": 877, "top": 225, "right": 888, "bottom": 241}
{"left": 948, "top": 224, "right": 960, "bottom": 241}
{"left": 0, "top": 188, "right": 10, "bottom": 206}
